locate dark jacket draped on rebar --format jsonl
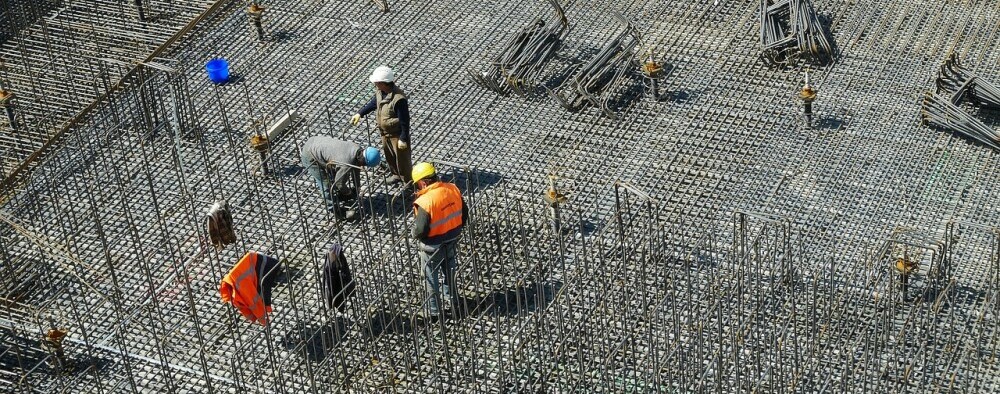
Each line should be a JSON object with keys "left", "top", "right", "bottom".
{"left": 321, "top": 244, "right": 356, "bottom": 311}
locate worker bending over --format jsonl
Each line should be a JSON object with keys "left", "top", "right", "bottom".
{"left": 411, "top": 162, "right": 468, "bottom": 319}
{"left": 351, "top": 66, "right": 413, "bottom": 186}
{"left": 300, "top": 135, "right": 380, "bottom": 220}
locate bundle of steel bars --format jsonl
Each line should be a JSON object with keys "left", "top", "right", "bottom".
{"left": 547, "top": 12, "right": 641, "bottom": 119}
{"left": 759, "top": 0, "right": 833, "bottom": 66}
{"left": 468, "top": 0, "right": 569, "bottom": 96}
{"left": 922, "top": 54, "right": 1000, "bottom": 150}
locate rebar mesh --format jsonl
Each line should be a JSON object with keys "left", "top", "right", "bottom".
{"left": 2, "top": 0, "right": 1000, "bottom": 392}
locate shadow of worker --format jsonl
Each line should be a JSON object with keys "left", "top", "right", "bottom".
{"left": 362, "top": 309, "right": 418, "bottom": 339}
{"left": 282, "top": 318, "right": 350, "bottom": 362}
{"left": 459, "top": 281, "right": 563, "bottom": 318}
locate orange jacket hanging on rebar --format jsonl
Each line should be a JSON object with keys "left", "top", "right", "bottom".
{"left": 219, "top": 251, "right": 280, "bottom": 325}
{"left": 413, "top": 182, "right": 464, "bottom": 245}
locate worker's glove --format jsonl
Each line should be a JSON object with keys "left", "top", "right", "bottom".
{"left": 350, "top": 114, "right": 361, "bottom": 126}
{"left": 397, "top": 140, "right": 408, "bottom": 150}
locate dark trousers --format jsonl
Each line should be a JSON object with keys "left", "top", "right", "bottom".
{"left": 382, "top": 134, "right": 412, "bottom": 183}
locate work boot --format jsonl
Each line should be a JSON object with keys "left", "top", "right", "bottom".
{"left": 418, "top": 310, "right": 440, "bottom": 324}
{"left": 332, "top": 205, "right": 347, "bottom": 220}
{"left": 384, "top": 174, "right": 402, "bottom": 185}
{"left": 343, "top": 209, "right": 359, "bottom": 221}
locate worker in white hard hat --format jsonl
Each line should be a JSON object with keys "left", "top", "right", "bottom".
{"left": 350, "top": 66, "right": 413, "bottom": 186}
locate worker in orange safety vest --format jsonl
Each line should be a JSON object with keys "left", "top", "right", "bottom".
{"left": 410, "top": 162, "right": 468, "bottom": 319}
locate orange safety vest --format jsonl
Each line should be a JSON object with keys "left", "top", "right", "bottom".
{"left": 413, "top": 182, "right": 464, "bottom": 244}
{"left": 219, "top": 252, "right": 272, "bottom": 325}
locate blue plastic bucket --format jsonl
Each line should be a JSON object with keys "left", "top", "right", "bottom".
{"left": 205, "top": 58, "right": 230, "bottom": 84}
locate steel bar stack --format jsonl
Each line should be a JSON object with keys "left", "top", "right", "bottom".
{"left": 759, "top": 0, "right": 833, "bottom": 66}
{"left": 922, "top": 53, "right": 1000, "bottom": 150}
{"left": 547, "top": 12, "right": 641, "bottom": 119}
{"left": 0, "top": 0, "right": 999, "bottom": 392}
{"left": 468, "top": 0, "right": 569, "bottom": 96}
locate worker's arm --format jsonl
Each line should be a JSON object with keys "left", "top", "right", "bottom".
{"left": 351, "top": 166, "right": 361, "bottom": 195}
{"left": 461, "top": 199, "right": 469, "bottom": 226}
{"left": 331, "top": 165, "right": 355, "bottom": 198}
{"left": 396, "top": 99, "right": 410, "bottom": 143}
{"left": 358, "top": 97, "right": 377, "bottom": 116}
{"left": 412, "top": 205, "right": 431, "bottom": 240}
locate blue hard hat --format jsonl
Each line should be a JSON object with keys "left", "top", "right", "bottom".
{"left": 364, "top": 147, "right": 381, "bottom": 167}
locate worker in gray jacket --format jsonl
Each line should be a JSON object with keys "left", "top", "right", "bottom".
{"left": 300, "top": 136, "right": 381, "bottom": 220}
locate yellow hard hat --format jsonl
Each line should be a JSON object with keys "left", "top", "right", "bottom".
{"left": 411, "top": 162, "right": 436, "bottom": 182}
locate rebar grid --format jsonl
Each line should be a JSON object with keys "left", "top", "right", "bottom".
{"left": 1, "top": 0, "right": 1000, "bottom": 392}
{"left": 0, "top": 0, "right": 216, "bottom": 177}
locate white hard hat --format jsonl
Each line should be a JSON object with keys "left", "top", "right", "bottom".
{"left": 369, "top": 66, "right": 395, "bottom": 83}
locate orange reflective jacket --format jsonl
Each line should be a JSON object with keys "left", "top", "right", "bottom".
{"left": 219, "top": 252, "right": 272, "bottom": 325}
{"left": 413, "top": 182, "right": 464, "bottom": 244}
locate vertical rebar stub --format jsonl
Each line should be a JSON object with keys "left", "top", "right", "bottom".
{"left": 641, "top": 55, "right": 664, "bottom": 79}
{"left": 894, "top": 257, "right": 918, "bottom": 275}
{"left": 134, "top": 0, "right": 146, "bottom": 22}
{"left": 41, "top": 326, "right": 69, "bottom": 370}
{"left": 543, "top": 175, "right": 568, "bottom": 235}
{"left": 799, "top": 74, "right": 817, "bottom": 128}
{"left": 248, "top": 3, "right": 266, "bottom": 41}
{"left": 249, "top": 134, "right": 269, "bottom": 151}
{"left": 0, "top": 89, "right": 16, "bottom": 129}
{"left": 249, "top": 134, "right": 270, "bottom": 175}
{"left": 641, "top": 51, "right": 668, "bottom": 101}
{"left": 0, "top": 89, "right": 13, "bottom": 107}
{"left": 896, "top": 257, "right": 916, "bottom": 300}
{"left": 542, "top": 176, "right": 567, "bottom": 206}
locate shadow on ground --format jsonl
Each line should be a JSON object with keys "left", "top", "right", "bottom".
{"left": 282, "top": 318, "right": 350, "bottom": 362}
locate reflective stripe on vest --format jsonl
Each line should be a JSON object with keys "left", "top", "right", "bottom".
{"left": 413, "top": 182, "right": 463, "bottom": 241}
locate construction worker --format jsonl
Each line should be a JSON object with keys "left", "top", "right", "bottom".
{"left": 411, "top": 162, "right": 468, "bottom": 319}
{"left": 300, "top": 136, "right": 380, "bottom": 220}
{"left": 350, "top": 66, "right": 412, "bottom": 186}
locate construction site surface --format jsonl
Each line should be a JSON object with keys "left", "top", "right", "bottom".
{"left": 1, "top": 0, "right": 999, "bottom": 393}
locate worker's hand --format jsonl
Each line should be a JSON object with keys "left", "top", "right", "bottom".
{"left": 397, "top": 140, "right": 408, "bottom": 150}
{"left": 350, "top": 114, "right": 361, "bottom": 126}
